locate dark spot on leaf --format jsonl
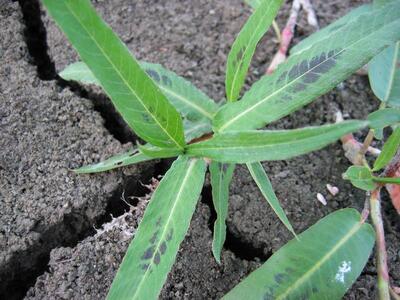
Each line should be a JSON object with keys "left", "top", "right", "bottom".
{"left": 148, "top": 106, "right": 155, "bottom": 114}
{"left": 156, "top": 217, "right": 162, "bottom": 227}
{"left": 287, "top": 49, "right": 343, "bottom": 89}
{"left": 162, "top": 75, "right": 172, "bottom": 87}
{"left": 274, "top": 273, "right": 286, "bottom": 284}
{"left": 142, "top": 113, "right": 151, "bottom": 123}
{"left": 166, "top": 228, "right": 173, "bottom": 241}
{"left": 160, "top": 242, "right": 167, "bottom": 255}
{"left": 278, "top": 71, "right": 287, "bottom": 83}
{"left": 328, "top": 49, "right": 335, "bottom": 57}
{"left": 263, "top": 288, "right": 275, "bottom": 300}
{"left": 280, "top": 94, "right": 292, "bottom": 102}
{"left": 293, "top": 82, "right": 306, "bottom": 92}
{"left": 303, "top": 71, "right": 319, "bottom": 84}
{"left": 236, "top": 47, "right": 245, "bottom": 63}
{"left": 150, "top": 230, "right": 159, "bottom": 244}
{"left": 288, "top": 64, "right": 300, "bottom": 80}
{"left": 141, "top": 246, "right": 155, "bottom": 260}
{"left": 141, "top": 264, "right": 149, "bottom": 270}
{"left": 312, "top": 287, "right": 318, "bottom": 293}
{"left": 153, "top": 252, "right": 161, "bottom": 265}
{"left": 298, "top": 60, "right": 308, "bottom": 75}
{"left": 146, "top": 69, "right": 160, "bottom": 82}
{"left": 115, "top": 161, "right": 123, "bottom": 166}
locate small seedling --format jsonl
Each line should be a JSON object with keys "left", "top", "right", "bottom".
{"left": 43, "top": 0, "right": 400, "bottom": 298}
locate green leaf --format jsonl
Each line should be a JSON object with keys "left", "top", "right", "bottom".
{"left": 369, "top": 41, "right": 400, "bottom": 107}
{"left": 367, "top": 108, "right": 400, "bottom": 130}
{"left": 373, "top": 127, "right": 400, "bottom": 171}
{"left": 225, "top": 0, "right": 283, "bottom": 102}
{"left": 210, "top": 162, "right": 235, "bottom": 263}
{"left": 290, "top": 4, "right": 372, "bottom": 56}
{"left": 59, "top": 61, "right": 100, "bottom": 85}
{"left": 372, "top": 176, "right": 400, "bottom": 184}
{"left": 213, "top": 2, "right": 400, "bottom": 132}
{"left": 138, "top": 144, "right": 182, "bottom": 159}
{"left": 59, "top": 61, "right": 218, "bottom": 121}
{"left": 342, "top": 166, "right": 377, "bottom": 191}
{"left": 43, "top": 0, "right": 185, "bottom": 149}
{"left": 140, "top": 62, "right": 218, "bottom": 120}
{"left": 183, "top": 119, "right": 212, "bottom": 142}
{"left": 107, "top": 156, "right": 206, "bottom": 300}
{"left": 74, "top": 149, "right": 151, "bottom": 174}
{"left": 223, "top": 209, "right": 375, "bottom": 300}
{"left": 188, "top": 121, "right": 367, "bottom": 163}
{"left": 247, "top": 162, "right": 296, "bottom": 237}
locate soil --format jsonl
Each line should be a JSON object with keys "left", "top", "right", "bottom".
{"left": 1, "top": 0, "right": 399, "bottom": 299}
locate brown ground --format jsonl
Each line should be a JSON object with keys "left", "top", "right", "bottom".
{"left": 1, "top": 0, "right": 398, "bottom": 299}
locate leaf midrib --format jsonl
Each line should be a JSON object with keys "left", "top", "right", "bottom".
{"left": 65, "top": 2, "right": 183, "bottom": 150}
{"left": 133, "top": 158, "right": 197, "bottom": 299}
{"left": 276, "top": 221, "right": 362, "bottom": 299}
{"left": 384, "top": 41, "right": 399, "bottom": 102}
{"left": 189, "top": 129, "right": 351, "bottom": 152}
{"left": 219, "top": 11, "right": 398, "bottom": 132}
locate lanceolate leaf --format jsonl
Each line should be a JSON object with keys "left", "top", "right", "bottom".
{"left": 290, "top": 4, "right": 372, "bottom": 56}
{"left": 59, "top": 61, "right": 218, "bottom": 121}
{"left": 214, "top": 2, "right": 400, "bottom": 132}
{"left": 225, "top": 0, "right": 283, "bottom": 102}
{"left": 74, "top": 148, "right": 151, "bottom": 174}
{"left": 210, "top": 162, "right": 235, "bottom": 263}
{"left": 223, "top": 209, "right": 375, "bottom": 300}
{"left": 342, "top": 166, "right": 376, "bottom": 191}
{"left": 43, "top": 0, "right": 185, "bottom": 149}
{"left": 107, "top": 156, "right": 206, "bottom": 300}
{"left": 188, "top": 121, "right": 367, "bottom": 163}
{"left": 138, "top": 144, "right": 183, "bottom": 159}
{"left": 247, "top": 162, "right": 296, "bottom": 236}
{"left": 369, "top": 41, "right": 400, "bottom": 107}
{"left": 373, "top": 127, "right": 400, "bottom": 171}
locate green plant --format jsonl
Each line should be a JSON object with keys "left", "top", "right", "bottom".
{"left": 42, "top": 0, "right": 400, "bottom": 298}
{"left": 339, "top": 35, "right": 400, "bottom": 299}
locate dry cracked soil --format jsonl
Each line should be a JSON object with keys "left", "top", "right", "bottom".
{"left": 1, "top": 0, "right": 399, "bottom": 299}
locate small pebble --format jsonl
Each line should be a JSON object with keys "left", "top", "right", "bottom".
{"left": 326, "top": 184, "right": 339, "bottom": 196}
{"left": 317, "top": 193, "right": 327, "bottom": 205}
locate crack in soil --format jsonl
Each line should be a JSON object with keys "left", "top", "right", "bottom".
{"left": 1, "top": 166, "right": 157, "bottom": 300}
{"left": 12, "top": 1, "right": 270, "bottom": 298}
{"left": 17, "top": 0, "right": 56, "bottom": 80}
{"left": 201, "top": 184, "right": 272, "bottom": 262}
{"left": 18, "top": 0, "right": 136, "bottom": 144}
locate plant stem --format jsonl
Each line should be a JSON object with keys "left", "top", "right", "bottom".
{"left": 357, "top": 130, "right": 375, "bottom": 166}
{"left": 369, "top": 189, "right": 390, "bottom": 300}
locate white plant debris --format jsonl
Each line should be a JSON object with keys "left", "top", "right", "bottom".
{"left": 335, "top": 261, "right": 352, "bottom": 283}
{"left": 326, "top": 184, "right": 339, "bottom": 196}
{"left": 317, "top": 193, "right": 327, "bottom": 205}
{"left": 94, "top": 177, "right": 158, "bottom": 239}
